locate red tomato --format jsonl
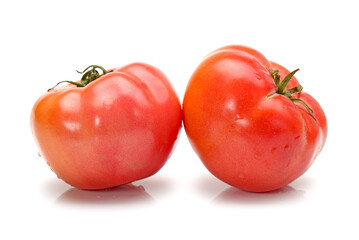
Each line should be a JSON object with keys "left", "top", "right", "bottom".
{"left": 31, "top": 63, "right": 181, "bottom": 190}
{"left": 183, "top": 45, "right": 327, "bottom": 192}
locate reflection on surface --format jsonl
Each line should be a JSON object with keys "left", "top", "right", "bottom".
{"left": 196, "top": 173, "right": 308, "bottom": 205}
{"left": 213, "top": 185, "right": 306, "bottom": 205}
{"left": 41, "top": 178, "right": 72, "bottom": 200}
{"left": 55, "top": 183, "right": 155, "bottom": 206}
{"left": 195, "top": 173, "right": 231, "bottom": 197}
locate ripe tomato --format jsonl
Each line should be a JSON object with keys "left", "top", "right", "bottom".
{"left": 31, "top": 63, "right": 181, "bottom": 190}
{"left": 183, "top": 45, "right": 327, "bottom": 192}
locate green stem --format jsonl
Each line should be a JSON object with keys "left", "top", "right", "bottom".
{"left": 268, "top": 68, "right": 316, "bottom": 120}
{"left": 48, "top": 81, "right": 84, "bottom": 91}
{"left": 290, "top": 97, "right": 316, "bottom": 120}
{"left": 77, "top": 65, "right": 107, "bottom": 75}
{"left": 283, "top": 84, "right": 303, "bottom": 97}
{"left": 270, "top": 69, "right": 280, "bottom": 87}
{"left": 48, "top": 65, "right": 108, "bottom": 91}
{"left": 277, "top": 68, "right": 300, "bottom": 94}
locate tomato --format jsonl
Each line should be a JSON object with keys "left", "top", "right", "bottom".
{"left": 31, "top": 63, "right": 181, "bottom": 190}
{"left": 183, "top": 45, "right": 327, "bottom": 192}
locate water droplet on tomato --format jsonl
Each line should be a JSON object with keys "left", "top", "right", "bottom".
{"left": 257, "top": 106, "right": 263, "bottom": 110}
{"left": 294, "top": 136, "right": 300, "bottom": 140}
{"left": 271, "top": 147, "right": 277, "bottom": 153}
{"left": 282, "top": 105, "right": 287, "bottom": 110}
{"left": 255, "top": 73, "right": 262, "bottom": 80}
{"left": 235, "top": 114, "right": 244, "bottom": 120}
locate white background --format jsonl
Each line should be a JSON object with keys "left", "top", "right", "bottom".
{"left": 1, "top": 0, "right": 358, "bottom": 239}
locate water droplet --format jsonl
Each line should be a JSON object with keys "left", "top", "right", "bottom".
{"left": 282, "top": 106, "right": 287, "bottom": 110}
{"left": 257, "top": 106, "right": 263, "bottom": 110}
{"left": 255, "top": 73, "right": 262, "bottom": 80}
{"left": 235, "top": 114, "right": 244, "bottom": 120}
{"left": 295, "top": 136, "right": 301, "bottom": 140}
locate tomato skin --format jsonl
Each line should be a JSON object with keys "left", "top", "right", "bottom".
{"left": 183, "top": 45, "right": 327, "bottom": 192}
{"left": 31, "top": 63, "right": 181, "bottom": 190}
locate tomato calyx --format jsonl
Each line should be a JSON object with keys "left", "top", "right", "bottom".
{"left": 267, "top": 68, "right": 316, "bottom": 120}
{"left": 48, "top": 65, "right": 108, "bottom": 91}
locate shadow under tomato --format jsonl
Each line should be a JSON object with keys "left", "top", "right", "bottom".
{"left": 55, "top": 183, "right": 155, "bottom": 206}
{"left": 196, "top": 172, "right": 308, "bottom": 205}
{"left": 212, "top": 185, "right": 307, "bottom": 205}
